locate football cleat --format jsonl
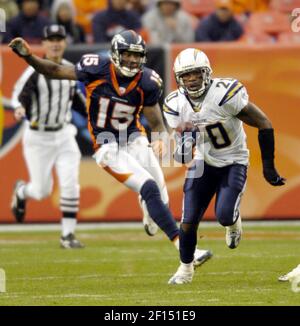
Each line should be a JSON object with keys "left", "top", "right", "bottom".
{"left": 225, "top": 215, "right": 242, "bottom": 249}
{"left": 11, "top": 180, "right": 26, "bottom": 223}
{"left": 193, "top": 249, "right": 213, "bottom": 268}
{"left": 278, "top": 264, "right": 300, "bottom": 282}
{"left": 168, "top": 263, "right": 194, "bottom": 285}
{"left": 278, "top": 274, "right": 289, "bottom": 282}
{"left": 60, "top": 233, "right": 85, "bottom": 249}
{"left": 139, "top": 196, "right": 158, "bottom": 236}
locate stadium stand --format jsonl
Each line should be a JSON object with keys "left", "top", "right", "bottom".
{"left": 246, "top": 11, "right": 291, "bottom": 36}
{"left": 239, "top": 31, "right": 275, "bottom": 43}
{"left": 278, "top": 31, "right": 300, "bottom": 43}
{"left": 181, "top": 0, "right": 215, "bottom": 18}
{"left": 270, "top": 0, "right": 300, "bottom": 13}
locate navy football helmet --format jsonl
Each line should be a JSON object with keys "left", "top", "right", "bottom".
{"left": 111, "top": 30, "right": 147, "bottom": 77}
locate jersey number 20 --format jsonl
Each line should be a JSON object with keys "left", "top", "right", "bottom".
{"left": 206, "top": 123, "right": 231, "bottom": 149}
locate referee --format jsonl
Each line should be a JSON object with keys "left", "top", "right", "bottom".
{"left": 11, "top": 24, "right": 85, "bottom": 249}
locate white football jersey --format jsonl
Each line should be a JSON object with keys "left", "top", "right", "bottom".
{"left": 163, "top": 78, "right": 250, "bottom": 167}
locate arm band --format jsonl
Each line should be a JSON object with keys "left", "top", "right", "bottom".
{"left": 258, "top": 128, "right": 275, "bottom": 168}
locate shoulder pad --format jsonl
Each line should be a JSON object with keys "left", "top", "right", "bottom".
{"left": 163, "top": 90, "right": 180, "bottom": 116}
{"left": 211, "top": 78, "right": 244, "bottom": 107}
{"left": 141, "top": 67, "right": 163, "bottom": 92}
{"left": 76, "top": 53, "right": 110, "bottom": 77}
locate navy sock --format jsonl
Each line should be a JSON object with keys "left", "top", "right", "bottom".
{"left": 179, "top": 224, "right": 197, "bottom": 264}
{"left": 140, "top": 180, "right": 179, "bottom": 241}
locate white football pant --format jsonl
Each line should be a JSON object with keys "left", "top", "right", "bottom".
{"left": 93, "top": 135, "right": 169, "bottom": 204}
{"left": 22, "top": 124, "right": 81, "bottom": 213}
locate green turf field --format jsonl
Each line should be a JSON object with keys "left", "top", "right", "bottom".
{"left": 0, "top": 224, "right": 299, "bottom": 306}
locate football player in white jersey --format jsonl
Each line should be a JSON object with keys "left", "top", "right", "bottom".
{"left": 164, "top": 48, "right": 285, "bottom": 285}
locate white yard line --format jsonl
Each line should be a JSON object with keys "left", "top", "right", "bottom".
{"left": 0, "top": 287, "right": 276, "bottom": 303}
{"left": 0, "top": 222, "right": 142, "bottom": 232}
{"left": 7, "top": 270, "right": 277, "bottom": 283}
{"left": 0, "top": 221, "right": 300, "bottom": 232}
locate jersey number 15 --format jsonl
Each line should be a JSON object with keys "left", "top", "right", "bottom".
{"left": 96, "top": 97, "right": 136, "bottom": 130}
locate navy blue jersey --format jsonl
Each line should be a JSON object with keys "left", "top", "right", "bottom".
{"left": 75, "top": 54, "right": 162, "bottom": 149}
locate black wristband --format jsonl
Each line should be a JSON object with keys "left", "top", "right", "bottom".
{"left": 258, "top": 128, "right": 275, "bottom": 168}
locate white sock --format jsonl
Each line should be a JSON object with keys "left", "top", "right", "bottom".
{"left": 61, "top": 218, "right": 76, "bottom": 237}
{"left": 194, "top": 248, "right": 207, "bottom": 256}
{"left": 17, "top": 184, "right": 26, "bottom": 200}
{"left": 173, "top": 237, "right": 179, "bottom": 250}
{"left": 179, "top": 261, "right": 194, "bottom": 272}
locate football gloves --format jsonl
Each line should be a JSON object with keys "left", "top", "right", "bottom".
{"left": 9, "top": 38, "right": 32, "bottom": 58}
{"left": 263, "top": 165, "right": 286, "bottom": 186}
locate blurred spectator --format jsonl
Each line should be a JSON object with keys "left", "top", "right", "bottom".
{"left": 51, "top": 0, "right": 85, "bottom": 43}
{"left": 126, "top": 0, "right": 150, "bottom": 15}
{"left": 3, "top": 0, "right": 50, "bottom": 43}
{"left": 15, "top": 0, "right": 52, "bottom": 14}
{"left": 0, "top": 0, "right": 19, "bottom": 21}
{"left": 73, "top": 0, "right": 107, "bottom": 34}
{"left": 195, "top": 0, "right": 244, "bottom": 42}
{"left": 142, "top": 0, "right": 194, "bottom": 45}
{"left": 92, "top": 0, "right": 141, "bottom": 43}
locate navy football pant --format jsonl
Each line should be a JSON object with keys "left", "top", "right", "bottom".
{"left": 180, "top": 161, "right": 247, "bottom": 263}
{"left": 183, "top": 162, "right": 247, "bottom": 225}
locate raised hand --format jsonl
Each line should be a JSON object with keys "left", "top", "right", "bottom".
{"left": 8, "top": 38, "right": 32, "bottom": 58}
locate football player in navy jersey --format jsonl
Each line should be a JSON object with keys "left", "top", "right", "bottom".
{"left": 9, "top": 30, "right": 212, "bottom": 266}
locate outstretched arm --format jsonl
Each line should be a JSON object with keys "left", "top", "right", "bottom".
{"left": 237, "top": 102, "right": 285, "bottom": 186}
{"left": 9, "top": 38, "right": 77, "bottom": 80}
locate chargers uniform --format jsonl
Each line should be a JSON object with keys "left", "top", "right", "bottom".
{"left": 75, "top": 53, "right": 169, "bottom": 202}
{"left": 164, "top": 48, "right": 284, "bottom": 285}
{"left": 164, "top": 78, "right": 248, "bottom": 227}
{"left": 164, "top": 78, "right": 249, "bottom": 167}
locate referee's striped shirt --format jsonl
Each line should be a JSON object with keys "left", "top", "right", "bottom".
{"left": 11, "top": 59, "right": 85, "bottom": 129}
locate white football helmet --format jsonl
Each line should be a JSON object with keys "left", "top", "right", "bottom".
{"left": 173, "top": 48, "right": 212, "bottom": 98}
